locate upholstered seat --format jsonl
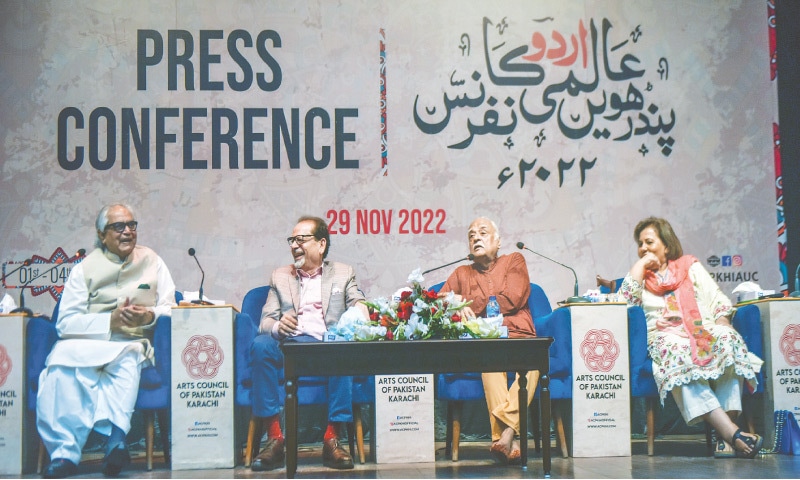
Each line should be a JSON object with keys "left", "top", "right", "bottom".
{"left": 27, "top": 301, "right": 173, "bottom": 472}
{"left": 435, "top": 282, "right": 558, "bottom": 460}
{"left": 238, "top": 286, "right": 358, "bottom": 466}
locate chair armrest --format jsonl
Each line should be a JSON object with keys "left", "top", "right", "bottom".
{"left": 534, "top": 307, "right": 572, "bottom": 378}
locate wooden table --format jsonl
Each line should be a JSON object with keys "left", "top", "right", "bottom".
{"left": 281, "top": 337, "right": 554, "bottom": 478}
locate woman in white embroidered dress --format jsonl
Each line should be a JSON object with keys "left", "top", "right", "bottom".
{"left": 618, "top": 217, "right": 763, "bottom": 458}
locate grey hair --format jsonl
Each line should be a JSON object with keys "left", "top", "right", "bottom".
{"left": 94, "top": 203, "right": 136, "bottom": 249}
{"left": 489, "top": 219, "right": 500, "bottom": 242}
{"left": 470, "top": 216, "right": 501, "bottom": 242}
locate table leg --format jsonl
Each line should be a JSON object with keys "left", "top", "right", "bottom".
{"left": 541, "top": 372, "right": 551, "bottom": 478}
{"left": 518, "top": 371, "right": 528, "bottom": 470}
{"left": 285, "top": 377, "right": 298, "bottom": 478}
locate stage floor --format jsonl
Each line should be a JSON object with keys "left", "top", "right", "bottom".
{"left": 9, "top": 435, "right": 799, "bottom": 479}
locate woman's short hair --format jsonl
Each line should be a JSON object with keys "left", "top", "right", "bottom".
{"left": 633, "top": 216, "right": 683, "bottom": 261}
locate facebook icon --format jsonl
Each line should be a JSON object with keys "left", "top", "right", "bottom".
{"left": 722, "top": 256, "right": 732, "bottom": 266}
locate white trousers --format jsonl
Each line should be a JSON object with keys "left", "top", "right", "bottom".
{"left": 670, "top": 366, "right": 743, "bottom": 426}
{"left": 36, "top": 348, "right": 143, "bottom": 464}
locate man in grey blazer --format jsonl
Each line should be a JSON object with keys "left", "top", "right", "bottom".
{"left": 250, "top": 215, "right": 368, "bottom": 471}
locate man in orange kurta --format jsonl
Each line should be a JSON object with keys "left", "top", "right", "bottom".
{"left": 440, "top": 217, "right": 538, "bottom": 464}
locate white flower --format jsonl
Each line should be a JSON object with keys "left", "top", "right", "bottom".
{"left": 354, "top": 324, "right": 387, "bottom": 341}
{"left": 407, "top": 313, "right": 429, "bottom": 338}
{"left": 464, "top": 315, "right": 504, "bottom": 338}
{"left": 407, "top": 268, "right": 425, "bottom": 285}
{"left": 412, "top": 297, "right": 428, "bottom": 312}
{"left": 372, "top": 297, "right": 393, "bottom": 313}
{"left": 445, "top": 291, "right": 470, "bottom": 312}
{"left": 328, "top": 306, "right": 374, "bottom": 341}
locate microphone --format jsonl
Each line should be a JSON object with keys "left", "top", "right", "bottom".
{"left": 2, "top": 258, "right": 32, "bottom": 285}
{"left": 12, "top": 249, "right": 86, "bottom": 316}
{"left": 422, "top": 254, "right": 475, "bottom": 275}
{"left": 187, "top": 248, "right": 211, "bottom": 305}
{"left": 791, "top": 263, "right": 800, "bottom": 297}
{"left": 516, "top": 242, "right": 590, "bottom": 304}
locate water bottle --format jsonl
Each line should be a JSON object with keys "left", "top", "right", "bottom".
{"left": 486, "top": 295, "right": 500, "bottom": 318}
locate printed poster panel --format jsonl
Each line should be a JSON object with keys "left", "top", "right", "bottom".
{"left": 0, "top": 1, "right": 781, "bottom": 319}
{"left": 375, "top": 374, "right": 435, "bottom": 463}
{"left": 170, "top": 306, "right": 236, "bottom": 470}
{"left": 570, "top": 304, "right": 631, "bottom": 457}
{"left": 0, "top": 315, "right": 26, "bottom": 475}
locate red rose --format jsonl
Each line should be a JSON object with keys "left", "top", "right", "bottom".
{"left": 451, "top": 313, "right": 461, "bottom": 322}
{"left": 386, "top": 330, "right": 394, "bottom": 340}
{"left": 398, "top": 302, "right": 412, "bottom": 320}
{"left": 369, "top": 311, "right": 379, "bottom": 321}
{"left": 400, "top": 290, "right": 412, "bottom": 300}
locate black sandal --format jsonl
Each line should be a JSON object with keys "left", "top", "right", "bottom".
{"left": 731, "top": 429, "right": 763, "bottom": 459}
{"left": 714, "top": 438, "right": 735, "bottom": 458}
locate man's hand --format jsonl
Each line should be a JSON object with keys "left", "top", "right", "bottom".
{"left": 276, "top": 312, "right": 299, "bottom": 338}
{"left": 460, "top": 306, "right": 477, "bottom": 321}
{"left": 438, "top": 292, "right": 476, "bottom": 320}
{"left": 110, "top": 303, "right": 154, "bottom": 333}
{"left": 356, "top": 302, "right": 370, "bottom": 321}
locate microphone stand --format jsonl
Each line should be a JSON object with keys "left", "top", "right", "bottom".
{"left": 10, "top": 250, "right": 85, "bottom": 316}
{"left": 517, "top": 242, "right": 590, "bottom": 304}
{"left": 422, "top": 254, "right": 474, "bottom": 275}
{"left": 11, "top": 261, "right": 64, "bottom": 316}
{"left": 1, "top": 259, "right": 31, "bottom": 286}
{"left": 188, "top": 248, "right": 212, "bottom": 305}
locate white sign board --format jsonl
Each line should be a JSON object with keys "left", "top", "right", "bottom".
{"left": 570, "top": 304, "right": 631, "bottom": 457}
{"left": 171, "top": 306, "right": 236, "bottom": 470}
{"left": 375, "top": 374, "right": 435, "bottom": 463}
{"left": 0, "top": 314, "right": 28, "bottom": 475}
{"left": 757, "top": 299, "right": 800, "bottom": 448}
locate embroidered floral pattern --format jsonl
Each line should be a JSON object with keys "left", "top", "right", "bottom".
{"left": 621, "top": 269, "right": 759, "bottom": 402}
{"left": 648, "top": 324, "right": 757, "bottom": 401}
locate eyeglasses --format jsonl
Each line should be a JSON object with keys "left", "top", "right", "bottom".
{"left": 286, "top": 234, "right": 316, "bottom": 246}
{"left": 105, "top": 221, "right": 138, "bottom": 233}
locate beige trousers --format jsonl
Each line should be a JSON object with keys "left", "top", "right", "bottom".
{"left": 481, "top": 370, "right": 540, "bottom": 441}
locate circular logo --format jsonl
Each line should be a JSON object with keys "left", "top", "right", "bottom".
{"left": 779, "top": 324, "right": 800, "bottom": 367}
{"left": 181, "top": 335, "right": 224, "bottom": 379}
{"left": 579, "top": 329, "right": 620, "bottom": 373}
{"left": 0, "top": 345, "right": 12, "bottom": 388}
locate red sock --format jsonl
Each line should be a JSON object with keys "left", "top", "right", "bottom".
{"left": 267, "top": 415, "right": 283, "bottom": 440}
{"left": 323, "top": 423, "right": 338, "bottom": 442}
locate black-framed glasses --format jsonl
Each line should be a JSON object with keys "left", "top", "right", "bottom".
{"left": 105, "top": 221, "right": 138, "bottom": 233}
{"left": 286, "top": 234, "right": 316, "bottom": 246}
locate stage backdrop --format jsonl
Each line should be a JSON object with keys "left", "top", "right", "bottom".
{"left": 0, "top": 0, "right": 782, "bottom": 315}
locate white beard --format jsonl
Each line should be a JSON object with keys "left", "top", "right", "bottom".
{"left": 293, "top": 257, "right": 305, "bottom": 269}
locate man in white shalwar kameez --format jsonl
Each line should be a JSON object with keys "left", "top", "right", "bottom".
{"left": 37, "top": 204, "right": 175, "bottom": 479}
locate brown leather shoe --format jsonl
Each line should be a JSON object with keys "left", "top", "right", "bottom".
{"left": 251, "top": 437, "right": 285, "bottom": 471}
{"left": 322, "top": 437, "right": 354, "bottom": 470}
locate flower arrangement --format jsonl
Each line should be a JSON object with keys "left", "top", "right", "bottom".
{"left": 327, "top": 269, "right": 506, "bottom": 341}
